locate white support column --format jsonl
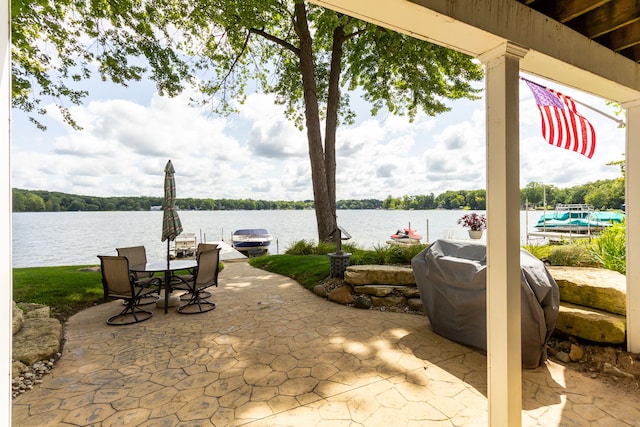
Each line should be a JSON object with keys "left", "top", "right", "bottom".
{"left": 479, "top": 42, "right": 528, "bottom": 427}
{"left": 1, "top": 0, "right": 11, "bottom": 422}
{"left": 623, "top": 100, "right": 640, "bottom": 353}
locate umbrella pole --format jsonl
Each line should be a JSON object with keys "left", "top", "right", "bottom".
{"left": 164, "top": 239, "right": 171, "bottom": 314}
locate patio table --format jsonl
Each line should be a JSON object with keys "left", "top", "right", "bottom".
{"left": 131, "top": 260, "right": 197, "bottom": 314}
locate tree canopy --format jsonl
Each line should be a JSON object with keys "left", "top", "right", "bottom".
{"left": 13, "top": 177, "right": 625, "bottom": 212}
{"left": 12, "top": 0, "right": 484, "bottom": 240}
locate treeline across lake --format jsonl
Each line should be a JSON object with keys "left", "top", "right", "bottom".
{"left": 12, "top": 178, "right": 625, "bottom": 212}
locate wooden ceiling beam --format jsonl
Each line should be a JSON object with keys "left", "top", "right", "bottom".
{"left": 619, "top": 43, "right": 640, "bottom": 62}
{"left": 567, "top": 0, "right": 640, "bottom": 38}
{"left": 596, "top": 20, "right": 640, "bottom": 51}
{"left": 521, "top": 0, "right": 611, "bottom": 23}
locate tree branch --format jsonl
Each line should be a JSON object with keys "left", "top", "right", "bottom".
{"left": 249, "top": 28, "right": 300, "bottom": 57}
{"left": 216, "top": 30, "right": 252, "bottom": 90}
{"left": 345, "top": 28, "right": 367, "bottom": 40}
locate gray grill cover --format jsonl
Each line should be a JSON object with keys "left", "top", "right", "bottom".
{"left": 411, "top": 239, "right": 559, "bottom": 368}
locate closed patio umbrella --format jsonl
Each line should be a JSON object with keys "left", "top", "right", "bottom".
{"left": 160, "top": 160, "right": 183, "bottom": 312}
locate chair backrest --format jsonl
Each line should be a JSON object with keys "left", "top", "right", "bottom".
{"left": 196, "top": 243, "right": 218, "bottom": 257}
{"left": 99, "top": 255, "right": 134, "bottom": 298}
{"left": 116, "top": 246, "right": 151, "bottom": 278}
{"left": 194, "top": 248, "right": 220, "bottom": 289}
{"left": 116, "top": 246, "right": 147, "bottom": 268}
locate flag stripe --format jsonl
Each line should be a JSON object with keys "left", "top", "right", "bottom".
{"left": 525, "top": 80, "right": 596, "bottom": 159}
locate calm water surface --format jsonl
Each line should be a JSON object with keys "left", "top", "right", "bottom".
{"left": 12, "top": 210, "right": 543, "bottom": 267}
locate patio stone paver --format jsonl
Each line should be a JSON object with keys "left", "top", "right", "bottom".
{"left": 12, "top": 259, "right": 640, "bottom": 426}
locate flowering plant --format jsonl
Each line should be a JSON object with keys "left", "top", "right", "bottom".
{"left": 457, "top": 212, "right": 487, "bottom": 231}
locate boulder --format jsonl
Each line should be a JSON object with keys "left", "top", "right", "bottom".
{"left": 407, "top": 298, "right": 424, "bottom": 312}
{"left": 22, "top": 303, "right": 51, "bottom": 319}
{"left": 312, "top": 284, "right": 328, "bottom": 298}
{"left": 327, "top": 285, "right": 354, "bottom": 305}
{"left": 12, "top": 318, "right": 62, "bottom": 366}
{"left": 353, "top": 285, "right": 396, "bottom": 297}
{"left": 12, "top": 301, "right": 23, "bottom": 335}
{"left": 12, "top": 360, "right": 28, "bottom": 379}
{"left": 371, "top": 295, "right": 406, "bottom": 307}
{"left": 345, "top": 265, "right": 416, "bottom": 286}
{"left": 548, "top": 266, "right": 626, "bottom": 315}
{"left": 556, "top": 302, "right": 626, "bottom": 344}
{"left": 353, "top": 294, "right": 372, "bottom": 309}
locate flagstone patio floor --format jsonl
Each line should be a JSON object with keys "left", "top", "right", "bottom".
{"left": 11, "top": 260, "right": 640, "bottom": 426}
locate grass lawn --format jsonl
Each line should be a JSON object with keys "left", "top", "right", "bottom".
{"left": 249, "top": 255, "right": 329, "bottom": 289}
{"left": 13, "top": 265, "right": 105, "bottom": 321}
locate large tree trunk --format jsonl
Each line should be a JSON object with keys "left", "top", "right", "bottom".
{"left": 325, "top": 24, "right": 345, "bottom": 222}
{"left": 294, "top": 2, "right": 336, "bottom": 241}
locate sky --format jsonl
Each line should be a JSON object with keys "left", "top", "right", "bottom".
{"left": 10, "top": 72, "right": 627, "bottom": 202}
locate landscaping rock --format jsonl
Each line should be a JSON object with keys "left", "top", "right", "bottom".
{"left": 353, "top": 284, "right": 396, "bottom": 297}
{"left": 12, "top": 301, "right": 23, "bottom": 335}
{"left": 12, "top": 360, "right": 27, "bottom": 379}
{"left": 548, "top": 266, "right": 626, "bottom": 315}
{"left": 328, "top": 285, "right": 354, "bottom": 305}
{"left": 556, "top": 302, "right": 626, "bottom": 344}
{"left": 345, "top": 265, "right": 416, "bottom": 286}
{"left": 397, "top": 287, "right": 420, "bottom": 298}
{"left": 22, "top": 303, "right": 51, "bottom": 319}
{"left": 618, "top": 353, "right": 640, "bottom": 378}
{"left": 569, "top": 344, "right": 584, "bottom": 362}
{"left": 353, "top": 294, "right": 372, "bottom": 309}
{"left": 312, "top": 284, "right": 328, "bottom": 298}
{"left": 407, "top": 298, "right": 424, "bottom": 312}
{"left": 371, "top": 295, "right": 406, "bottom": 307}
{"left": 602, "top": 362, "right": 635, "bottom": 380}
{"left": 12, "top": 317, "right": 62, "bottom": 365}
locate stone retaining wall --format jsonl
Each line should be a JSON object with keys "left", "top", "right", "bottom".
{"left": 336, "top": 264, "right": 628, "bottom": 344}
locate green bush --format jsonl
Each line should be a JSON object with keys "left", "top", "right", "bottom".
{"left": 349, "top": 248, "right": 385, "bottom": 265}
{"left": 546, "top": 243, "right": 600, "bottom": 267}
{"left": 286, "top": 239, "right": 363, "bottom": 256}
{"left": 285, "top": 240, "right": 427, "bottom": 266}
{"left": 285, "top": 239, "right": 319, "bottom": 255}
{"left": 588, "top": 224, "right": 626, "bottom": 274}
{"left": 383, "top": 243, "right": 428, "bottom": 265}
{"left": 522, "top": 244, "right": 552, "bottom": 261}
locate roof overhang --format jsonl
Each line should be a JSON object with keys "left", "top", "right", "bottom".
{"left": 309, "top": 0, "right": 640, "bottom": 103}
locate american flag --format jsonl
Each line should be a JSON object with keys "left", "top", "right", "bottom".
{"left": 525, "top": 79, "right": 596, "bottom": 159}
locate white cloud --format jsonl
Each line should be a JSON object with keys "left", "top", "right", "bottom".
{"left": 11, "top": 77, "right": 626, "bottom": 202}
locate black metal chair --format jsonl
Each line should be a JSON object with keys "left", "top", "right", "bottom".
{"left": 98, "top": 255, "right": 158, "bottom": 325}
{"left": 116, "top": 245, "right": 160, "bottom": 305}
{"left": 176, "top": 248, "right": 220, "bottom": 314}
{"left": 175, "top": 243, "right": 219, "bottom": 300}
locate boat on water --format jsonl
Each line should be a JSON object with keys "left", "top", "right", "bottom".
{"left": 535, "top": 204, "right": 624, "bottom": 234}
{"left": 171, "top": 232, "right": 197, "bottom": 258}
{"left": 232, "top": 228, "right": 273, "bottom": 254}
{"left": 388, "top": 228, "right": 422, "bottom": 244}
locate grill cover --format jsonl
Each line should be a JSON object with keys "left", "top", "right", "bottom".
{"left": 411, "top": 239, "right": 559, "bottom": 368}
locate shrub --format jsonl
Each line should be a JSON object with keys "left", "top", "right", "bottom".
{"left": 522, "top": 244, "right": 552, "bottom": 261}
{"left": 588, "top": 224, "right": 626, "bottom": 274}
{"left": 284, "top": 240, "right": 428, "bottom": 266}
{"left": 546, "top": 243, "right": 600, "bottom": 267}
{"left": 315, "top": 241, "right": 337, "bottom": 255}
{"left": 286, "top": 240, "right": 318, "bottom": 255}
{"left": 349, "top": 250, "right": 384, "bottom": 266}
{"left": 384, "top": 243, "right": 428, "bottom": 265}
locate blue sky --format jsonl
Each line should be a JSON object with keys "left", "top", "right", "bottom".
{"left": 10, "top": 72, "right": 626, "bottom": 201}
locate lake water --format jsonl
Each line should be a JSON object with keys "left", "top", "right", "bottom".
{"left": 12, "top": 210, "right": 543, "bottom": 267}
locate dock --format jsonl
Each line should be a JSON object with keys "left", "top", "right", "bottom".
{"left": 527, "top": 231, "right": 595, "bottom": 243}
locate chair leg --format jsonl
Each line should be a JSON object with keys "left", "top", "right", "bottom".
{"left": 179, "top": 289, "right": 212, "bottom": 301}
{"left": 177, "top": 289, "right": 216, "bottom": 314}
{"left": 107, "top": 298, "right": 153, "bottom": 325}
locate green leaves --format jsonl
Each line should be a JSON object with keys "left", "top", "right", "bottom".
{"left": 12, "top": 0, "right": 483, "bottom": 129}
